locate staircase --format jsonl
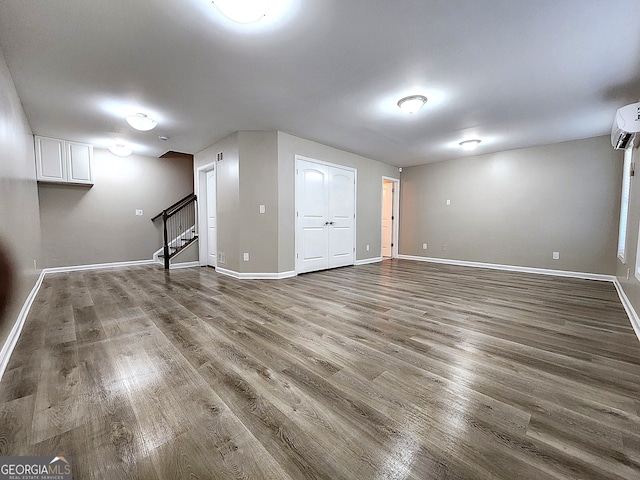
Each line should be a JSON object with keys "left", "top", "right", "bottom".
{"left": 151, "top": 193, "right": 197, "bottom": 269}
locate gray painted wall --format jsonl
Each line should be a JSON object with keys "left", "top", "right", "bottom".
{"left": 399, "top": 136, "right": 621, "bottom": 275}
{"left": 615, "top": 147, "right": 640, "bottom": 313}
{"left": 195, "top": 131, "right": 400, "bottom": 275}
{"left": 194, "top": 132, "right": 240, "bottom": 272}
{"left": 277, "top": 132, "right": 400, "bottom": 272}
{"left": 39, "top": 149, "right": 193, "bottom": 268}
{"left": 238, "top": 131, "right": 279, "bottom": 274}
{"left": 0, "top": 47, "right": 41, "bottom": 357}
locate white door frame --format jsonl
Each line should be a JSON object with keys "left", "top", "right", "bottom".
{"left": 381, "top": 176, "right": 400, "bottom": 259}
{"left": 196, "top": 162, "right": 216, "bottom": 267}
{"left": 295, "top": 155, "right": 357, "bottom": 274}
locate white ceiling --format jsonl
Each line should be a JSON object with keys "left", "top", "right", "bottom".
{"left": 1, "top": 0, "right": 640, "bottom": 167}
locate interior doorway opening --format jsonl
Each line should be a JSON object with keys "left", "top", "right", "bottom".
{"left": 196, "top": 163, "right": 217, "bottom": 268}
{"left": 382, "top": 177, "right": 399, "bottom": 259}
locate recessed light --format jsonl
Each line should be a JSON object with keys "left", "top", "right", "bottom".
{"left": 397, "top": 95, "right": 428, "bottom": 114}
{"left": 108, "top": 144, "right": 133, "bottom": 157}
{"left": 213, "top": 0, "right": 270, "bottom": 23}
{"left": 459, "top": 139, "right": 481, "bottom": 151}
{"left": 125, "top": 113, "right": 157, "bottom": 131}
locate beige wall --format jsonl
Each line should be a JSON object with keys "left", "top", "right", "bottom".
{"left": 399, "top": 136, "right": 621, "bottom": 274}
{"left": 39, "top": 149, "right": 193, "bottom": 268}
{"left": 616, "top": 147, "right": 640, "bottom": 312}
{"left": 0, "top": 47, "right": 41, "bottom": 357}
{"left": 277, "top": 132, "right": 400, "bottom": 272}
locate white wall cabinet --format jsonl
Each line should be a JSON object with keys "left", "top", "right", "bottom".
{"left": 35, "top": 135, "right": 94, "bottom": 185}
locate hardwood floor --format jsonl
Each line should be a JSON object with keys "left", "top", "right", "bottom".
{"left": 1, "top": 259, "right": 639, "bottom": 479}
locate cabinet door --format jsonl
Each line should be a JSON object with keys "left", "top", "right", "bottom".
{"left": 66, "top": 141, "right": 93, "bottom": 184}
{"left": 35, "top": 136, "right": 66, "bottom": 182}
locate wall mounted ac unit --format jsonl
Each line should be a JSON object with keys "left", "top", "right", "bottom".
{"left": 612, "top": 102, "right": 640, "bottom": 150}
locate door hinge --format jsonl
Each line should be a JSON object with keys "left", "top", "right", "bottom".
{"left": 391, "top": 243, "right": 394, "bottom": 247}
{"left": 297, "top": 253, "right": 299, "bottom": 259}
{"left": 391, "top": 216, "right": 394, "bottom": 220}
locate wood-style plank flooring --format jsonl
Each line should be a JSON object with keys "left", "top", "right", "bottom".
{"left": 1, "top": 259, "right": 640, "bottom": 479}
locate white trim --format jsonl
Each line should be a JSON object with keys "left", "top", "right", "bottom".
{"left": 169, "top": 261, "right": 200, "bottom": 270}
{"left": 397, "top": 255, "right": 615, "bottom": 282}
{"left": 42, "top": 259, "right": 156, "bottom": 274}
{"left": 355, "top": 257, "right": 383, "bottom": 266}
{"left": 216, "top": 267, "right": 296, "bottom": 280}
{"left": 613, "top": 279, "right": 640, "bottom": 342}
{"left": 0, "top": 270, "right": 46, "bottom": 381}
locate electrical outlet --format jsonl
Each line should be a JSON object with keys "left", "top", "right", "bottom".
{"left": 135, "top": 209, "right": 143, "bottom": 216}
{"left": 446, "top": 199, "right": 451, "bottom": 206}
{"left": 422, "top": 243, "right": 427, "bottom": 250}
{"left": 218, "top": 252, "right": 226, "bottom": 264}
{"left": 366, "top": 244, "right": 370, "bottom": 251}
{"left": 443, "top": 244, "right": 448, "bottom": 251}
{"left": 259, "top": 205, "right": 266, "bottom": 214}
{"left": 243, "top": 252, "right": 250, "bottom": 261}
{"left": 552, "top": 251, "right": 560, "bottom": 260}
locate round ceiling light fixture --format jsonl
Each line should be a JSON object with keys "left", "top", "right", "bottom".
{"left": 397, "top": 95, "right": 428, "bottom": 114}
{"left": 459, "top": 139, "right": 481, "bottom": 151}
{"left": 108, "top": 143, "right": 133, "bottom": 157}
{"left": 213, "top": 0, "right": 270, "bottom": 23}
{"left": 125, "top": 113, "right": 157, "bottom": 131}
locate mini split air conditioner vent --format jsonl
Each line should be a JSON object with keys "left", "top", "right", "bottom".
{"left": 612, "top": 102, "right": 640, "bottom": 150}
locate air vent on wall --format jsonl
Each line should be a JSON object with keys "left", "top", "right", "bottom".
{"left": 217, "top": 151, "right": 224, "bottom": 162}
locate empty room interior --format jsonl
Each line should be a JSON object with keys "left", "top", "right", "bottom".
{"left": 2, "top": 1, "right": 640, "bottom": 479}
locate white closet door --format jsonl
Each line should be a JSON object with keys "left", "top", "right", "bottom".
{"left": 328, "top": 166, "right": 355, "bottom": 268}
{"left": 296, "top": 160, "right": 330, "bottom": 273}
{"left": 296, "top": 157, "right": 355, "bottom": 274}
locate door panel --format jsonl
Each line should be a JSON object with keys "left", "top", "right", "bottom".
{"left": 328, "top": 167, "right": 355, "bottom": 268}
{"left": 297, "top": 160, "right": 330, "bottom": 273}
{"left": 206, "top": 169, "right": 217, "bottom": 267}
{"left": 296, "top": 159, "right": 356, "bottom": 273}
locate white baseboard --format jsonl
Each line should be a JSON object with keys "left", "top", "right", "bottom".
{"left": 169, "top": 261, "right": 200, "bottom": 270}
{"left": 42, "top": 259, "right": 156, "bottom": 274}
{"left": 216, "top": 267, "right": 296, "bottom": 280}
{"left": 0, "top": 270, "right": 46, "bottom": 381}
{"left": 355, "top": 257, "right": 383, "bottom": 266}
{"left": 613, "top": 279, "right": 640, "bottom": 342}
{"left": 397, "top": 255, "right": 615, "bottom": 282}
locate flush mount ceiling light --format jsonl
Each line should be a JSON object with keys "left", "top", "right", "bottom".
{"left": 397, "top": 95, "right": 428, "bottom": 114}
{"left": 459, "top": 139, "right": 481, "bottom": 151}
{"left": 108, "top": 144, "right": 133, "bottom": 157}
{"left": 213, "top": 0, "right": 270, "bottom": 23}
{"left": 125, "top": 113, "right": 157, "bottom": 131}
